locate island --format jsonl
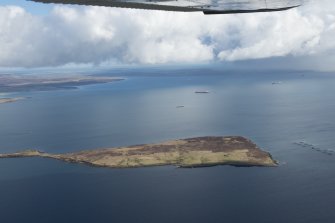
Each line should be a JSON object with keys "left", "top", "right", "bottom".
{"left": 0, "top": 136, "right": 277, "bottom": 168}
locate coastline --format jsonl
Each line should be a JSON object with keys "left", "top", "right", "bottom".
{"left": 0, "top": 75, "right": 124, "bottom": 104}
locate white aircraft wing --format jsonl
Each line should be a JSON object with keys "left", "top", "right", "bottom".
{"left": 30, "top": 0, "right": 303, "bottom": 14}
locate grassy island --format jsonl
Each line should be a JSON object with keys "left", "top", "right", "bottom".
{"left": 0, "top": 136, "right": 277, "bottom": 168}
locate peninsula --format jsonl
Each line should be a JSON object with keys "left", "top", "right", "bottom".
{"left": 0, "top": 136, "right": 277, "bottom": 168}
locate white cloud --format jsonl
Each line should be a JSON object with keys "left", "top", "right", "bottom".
{"left": 0, "top": 0, "right": 335, "bottom": 69}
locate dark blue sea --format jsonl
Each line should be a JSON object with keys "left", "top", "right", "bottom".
{"left": 0, "top": 68, "right": 335, "bottom": 223}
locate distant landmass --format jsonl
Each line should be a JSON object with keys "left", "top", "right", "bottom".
{"left": 0, "top": 74, "right": 123, "bottom": 93}
{"left": 0, "top": 97, "right": 26, "bottom": 104}
{"left": 0, "top": 136, "right": 277, "bottom": 168}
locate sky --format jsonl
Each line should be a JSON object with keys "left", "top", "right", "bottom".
{"left": 0, "top": 0, "right": 335, "bottom": 71}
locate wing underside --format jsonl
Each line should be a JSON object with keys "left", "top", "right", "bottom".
{"left": 30, "top": 0, "right": 303, "bottom": 14}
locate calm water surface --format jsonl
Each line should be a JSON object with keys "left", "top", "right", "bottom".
{"left": 0, "top": 69, "right": 334, "bottom": 223}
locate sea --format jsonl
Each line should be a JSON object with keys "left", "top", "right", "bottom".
{"left": 0, "top": 67, "right": 334, "bottom": 223}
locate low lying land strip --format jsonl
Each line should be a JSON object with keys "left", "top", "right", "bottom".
{"left": 0, "top": 74, "right": 123, "bottom": 92}
{"left": 0, "top": 97, "right": 26, "bottom": 104}
{"left": 0, "top": 136, "right": 277, "bottom": 168}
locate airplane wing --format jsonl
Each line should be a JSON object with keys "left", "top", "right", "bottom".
{"left": 29, "top": 0, "right": 303, "bottom": 14}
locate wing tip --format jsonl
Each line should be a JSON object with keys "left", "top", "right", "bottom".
{"left": 203, "top": 5, "right": 301, "bottom": 15}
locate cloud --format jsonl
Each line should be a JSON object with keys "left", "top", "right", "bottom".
{"left": 0, "top": 0, "right": 335, "bottom": 69}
